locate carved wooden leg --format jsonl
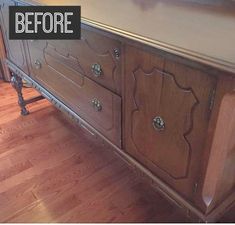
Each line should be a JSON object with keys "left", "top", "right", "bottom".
{"left": 11, "top": 73, "right": 29, "bottom": 116}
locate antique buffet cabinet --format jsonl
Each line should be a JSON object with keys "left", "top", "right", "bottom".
{"left": 0, "top": 0, "right": 234, "bottom": 222}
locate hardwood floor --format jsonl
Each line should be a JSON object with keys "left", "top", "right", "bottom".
{"left": 0, "top": 80, "right": 234, "bottom": 223}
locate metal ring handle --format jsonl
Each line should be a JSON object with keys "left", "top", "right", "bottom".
{"left": 91, "top": 63, "right": 102, "bottom": 77}
{"left": 91, "top": 98, "right": 102, "bottom": 112}
{"left": 34, "top": 60, "right": 41, "bottom": 70}
{"left": 153, "top": 116, "right": 165, "bottom": 131}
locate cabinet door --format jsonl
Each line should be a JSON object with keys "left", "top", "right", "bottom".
{"left": 124, "top": 46, "right": 217, "bottom": 200}
{"left": 0, "top": 0, "right": 28, "bottom": 73}
{"left": 0, "top": 27, "right": 10, "bottom": 81}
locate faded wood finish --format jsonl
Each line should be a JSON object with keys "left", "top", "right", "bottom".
{"left": 0, "top": 81, "right": 234, "bottom": 222}
{"left": 28, "top": 29, "right": 121, "bottom": 95}
{"left": 17, "top": 0, "right": 235, "bottom": 74}
{"left": 0, "top": 0, "right": 28, "bottom": 74}
{"left": 0, "top": 81, "right": 187, "bottom": 223}
{"left": 0, "top": 29, "right": 10, "bottom": 81}
{"left": 124, "top": 45, "right": 217, "bottom": 201}
{"left": 26, "top": 39, "right": 121, "bottom": 147}
{"left": 1, "top": 0, "right": 235, "bottom": 222}
{"left": 27, "top": 29, "right": 121, "bottom": 95}
{"left": 68, "top": 29, "right": 122, "bottom": 95}
{"left": 202, "top": 92, "right": 235, "bottom": 213}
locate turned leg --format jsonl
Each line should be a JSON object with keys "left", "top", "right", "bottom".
{"left": 11, "top": 73, "right": 29, "bottom": 116}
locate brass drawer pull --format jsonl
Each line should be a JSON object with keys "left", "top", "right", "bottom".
{"left": 91, "top": 63, "right": 102, "bottom": 77}
{"left": 91, "top": 98, "right": 102, "bottom": 112}
{"left": 153, "top": 116, "right": 165, "bottom": 131}
{"left": 34, "top": 60, "right": 41, "bottom": 70}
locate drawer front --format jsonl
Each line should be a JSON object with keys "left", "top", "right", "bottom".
{"left": 28, "top": 27, "right": 121, "bottom": 95}
{"left": 124, "top": 46, "right": 217, "bottom": 200}
{"left": 27, "top": 41, "right": 121, "bottom": 147}
{"left": 70, "top": 28, "right": 121, "bottom": 94}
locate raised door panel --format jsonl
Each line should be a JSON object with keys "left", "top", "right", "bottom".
{"left": 27, "top": 40, "right": 121, "bottom": 147}
{"left": 124, "top": 45, "right": 217, "bottom": 200}
{"left": 0, "top": 0, "right": 28, "bottom": 74}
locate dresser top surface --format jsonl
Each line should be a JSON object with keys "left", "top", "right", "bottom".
{"left": 18, "top": 0, "right": 235, "bottom": 73}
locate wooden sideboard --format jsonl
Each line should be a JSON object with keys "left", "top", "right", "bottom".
{"left": 0, "top": 0, "right": 234, "bottom": 222}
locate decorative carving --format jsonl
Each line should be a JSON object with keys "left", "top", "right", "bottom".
{"left": 27, "top": 43, "right": 118, "bottom": 133}
{"left": 10, "top": 73, "right": 29, "bottom": 116}
{"left": 45, "top": 42, "right": 86, "bottom": 76}
{"left": 29, "top": 37, "right": 120, "bottom": 93}
{"left": 43, "top": 43, "right": 85, "bottom": 88}
{"left": 7, "top": 60, "right": 78, "bottom": 122}
{"left": 7, "top": 61, "right": 45, "bottom": 116}
{"left": 131, "top": 67, "right": 199, "bottom": 179}
{"left": 6, "top": 60, "right": 106, "bottom": 137}
{"left": 113, "top": 48, "right": 120, "bottom": 60}
{"left": 76, "top": 37, "right": 119, "bottom": 92}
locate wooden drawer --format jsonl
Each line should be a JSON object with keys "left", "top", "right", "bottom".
{"left": 69, "top": 28, "right": 121, "bottom": 95}
{"left": 124, "top": 46, "right": 217, "bottom": 200}
{"left": 26, "top": 41, "right": 121, "bottom": 147}
{"left": 28, "top": 27, "right": 121, "bottom": 95}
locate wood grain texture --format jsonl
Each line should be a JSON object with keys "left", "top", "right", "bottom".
{"left": 68, "top": 28, "right": 122, "bottom": 94}
{"left": 1, "top": 0, "right": 235, "bottom": 220}
{"left": 124, "top": 45, "right": 217, "bottom": 202}
{"left": 27, "top": 28, "right": 122, "bottom": 95}
{"left": 0, "top": 0, "right": 28, "bottom": 74}
{"left": 0, "top": 28, "right": 10, "bottom": 81}
{"left": 26, "top": 38, "right": 121, "bottom": 147}
{"left": 16, "top": 0, "right": 235, "bottom": 74}
{"left": 202, "top": 92, "right": 235, "bottom": 213}
{"left": 0, "top": 81, "right": 185, "bottom": 222}
{"left": 0, "top": 81, "right": 234, "bottom": 222}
